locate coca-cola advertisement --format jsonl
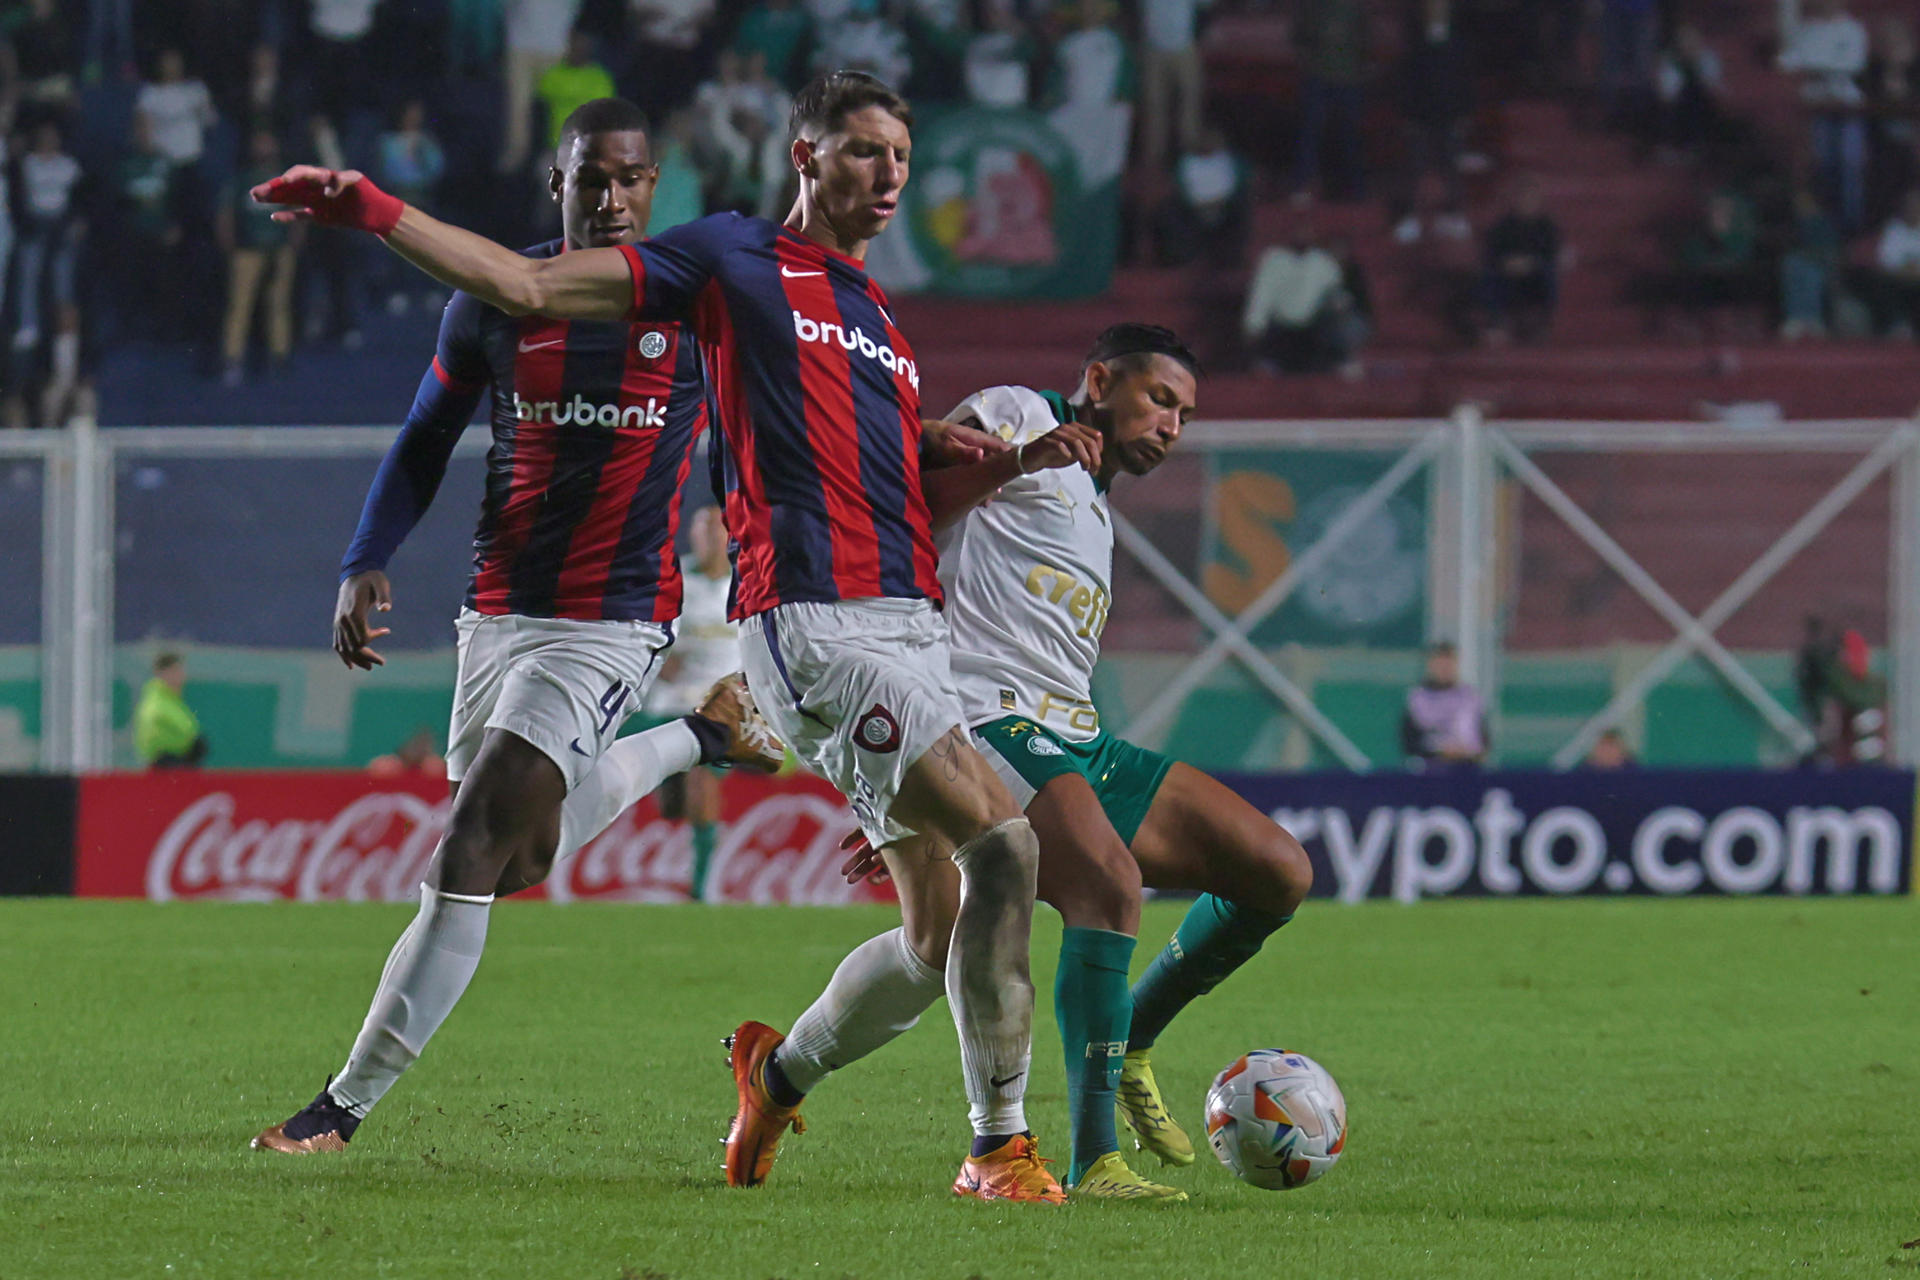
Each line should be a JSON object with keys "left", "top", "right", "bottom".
{"left": 74, "top": 771, "right": 895, "bottom": 906}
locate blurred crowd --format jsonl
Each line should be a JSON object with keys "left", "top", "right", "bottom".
{"left": 3, "top": 0, "right": 1920, "bottom": 426}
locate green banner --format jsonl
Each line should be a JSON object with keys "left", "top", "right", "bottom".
{"left": 872, "top": 105, "right": 1119, "bottom": 299}
{"left": 1201, "top": 450, "right": 1427, "bottom": 647}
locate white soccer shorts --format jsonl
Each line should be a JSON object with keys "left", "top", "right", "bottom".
{"left": 741, "top": 598, "right": 968, "bottom": 847}
{"left": 448, "top": 608, "right": 672, "bottom": 792}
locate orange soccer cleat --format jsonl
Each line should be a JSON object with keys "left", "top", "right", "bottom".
{"left": 952, "top": 1134, "right": 1068, "bottom": 1204}
{"left": 250, "top": 1083, "right": 359, "bottom": 1154}
{"left": 723, "top": 1020, "right": 806, "bottom": 1187}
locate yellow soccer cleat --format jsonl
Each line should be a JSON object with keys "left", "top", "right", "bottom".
{"left": 1069, "top": 1151, "right": 1188, "bottom": 1201}
{"left": 1116, "top": 1050, "right": 1195, "bottom": 1167}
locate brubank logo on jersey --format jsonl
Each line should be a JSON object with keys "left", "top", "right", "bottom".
{"left": 791, "top": 311, "right": 919, "bottom": 391}
{"left": 514, "top": 394, "right": 667, "bottom": 430}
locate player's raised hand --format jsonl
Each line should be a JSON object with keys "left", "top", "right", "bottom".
{"left": 1017, "top": 420, "right": 1103, "bottom": 476}
{"left": 251, "top": 166, "right": 405, "bottom": 235}
{"left": 838, "top": 829, "right": 890, "bottom": 885}
{"left": 921, "top": 418, "right": 1012, "bottom": 469}
{"left": 334, "top": 570, "right": 394, "bottom": 670}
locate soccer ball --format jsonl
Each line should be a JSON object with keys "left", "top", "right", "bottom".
{"left": 1204, "top": 1049, "right": 1347, "bottom": 1190}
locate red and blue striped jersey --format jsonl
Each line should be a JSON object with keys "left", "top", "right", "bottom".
{"left": 613, "top": 214, "right": 941, "bottom": 620}
{"left": 415, "top": 240, "right": 708, "bottom": 623}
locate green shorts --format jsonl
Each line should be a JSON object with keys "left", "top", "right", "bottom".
{"left": 970, "top": 716, "right": 1174, "bottom": 845}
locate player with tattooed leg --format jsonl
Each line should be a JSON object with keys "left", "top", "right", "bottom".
{"left": 733, "top": 325, "right": 1313, "bottom": 1200}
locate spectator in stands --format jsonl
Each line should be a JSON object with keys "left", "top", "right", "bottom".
{"left": 1478, "top": 175, "right": 1561, "bottom": 344}
{"left": 695, "top": 49, "right": 786, "bottom": 213}
{"left": 1241, "top": 216, "right": 1370, "bottom": 376}
{"left": 82, "top": 0, "right": 136, "bottom": 85}
{"left": 500, "top": 0, "right": 581, "bottom": 175}
{"left": 0, "top": 108, "right": 12, "bottom": 335}
{"left": 1864, "top": 187, "right": 1920, "bottom": 337}
{"left": 377, "top": 100, "right": 448, "bottom": 313}
{"left": 236, "top": 43, "right": 298, "bottom": 144}
{"left": 1155, "top": 124, "right": 1250, "bottom": 268}
{"left": 135, "top": 652, "right": 208, "bottom": 769}
{"left": 33, "top": 301, "right": 92, "bottom": 428}
{"left": 11, "top": 118, "right": 83, "bottom": 356}
{"left": 1584, "top": 728, "right": 1638, "bottom": 769}
{"left": 733, "top": 0, "right": 812, "bottom": 90}
{"left": 1401, "top": 643, "right": 1488, "bottom": 770}
{"left": 1672, "top": 186, "right": 1762, "bottom": 335}
{"left": 1051, "top": 0, "right": 1131, "bottom": 110}
{"left": 1779, "top": 186, "right": 1841, "bottom": 340}
{"left": 811, "top": 0, "right": 910, "bottom": 93}
{"left": 295, "top": 112, "right": 366, "bottom": 350}
{"left": 369, "top": 727, "right": 449, "bottom": 779}
{"left": 1865, "top": 17, "right": 1917, "bottom": 224}
{"left": 964, "top": 0, "right": 1037, "bottom": 107}
{"left": 118, "top": 111, "right": 180, "bottom": 340}
{"left": 134, "top": 48, "right": 216, "bottom": 171}
{"left": 306, "top": 0, "right": 385, "bottom": 120}
{"left": 218, "top": 127, "right": 303, "bottom": 385}
{"left": 625, "top": 0, "right": 720, "bottom": 123}
{"left": 1778, "top": 0, "right": 1869, "bottom": 231}
{"left": 1652, "top": 22, "right": 1728, "bottom": 159}
{"left": 1293, "top": 0, "right": 1370, "bottom": 199}
{"left": 1800, "top": 626, "right": 1887, "bottom": 766}
{"left": 447, "top": 0, "right": 504, "bottom": 77}
{"left": 537, "top": 28, "right": 616, "bottom": 153}
{"left": 1392, "top": 0, "right": 1471, "bottom": 245}
{"left": 650, "top": 106, "right": 716, "bottom": 232}
{"left": 1139, "top": 0, "right": 1206, "bottom": 172}
{"left": 1598, "top": 0, "right": 1657, "bottom": 128}
{"left": 2, "top": 0, "right": 75, "bottom": 126}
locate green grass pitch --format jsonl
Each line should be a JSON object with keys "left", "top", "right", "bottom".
{"left": 3, "top": 896, "right": 1917, "bottom": 1279}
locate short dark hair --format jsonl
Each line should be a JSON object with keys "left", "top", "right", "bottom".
{"left": 557, "top": 97, "right": 652, "bottom": 157}
{"left": 1082, "top": 323, "right": 1201, "bottom": 380}
{"left": 155, "top": 652, "right": 184, "bottom": 673}
{"left": 789, "top": 70, "right": 912, "bottom": 143}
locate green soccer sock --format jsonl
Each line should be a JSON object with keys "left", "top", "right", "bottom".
{"left": 1128, "top": 895, "right": 1291, "bottom": 1051}
{"left": 689, "top": 821, "right": 716, "bottom": 902}
{"left": 1055, "top": 926, "right": 1137, "bottom": 1186}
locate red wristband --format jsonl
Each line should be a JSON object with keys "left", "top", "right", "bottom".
{"left": 256, "top": 172, "right": 405, "bottom": 236}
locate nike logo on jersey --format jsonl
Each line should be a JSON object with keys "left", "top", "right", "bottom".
{"left": 989, "top": 1072, "right": 1025, "bottom": 1090}
{"left": 780, "top": 266, "right": 824, "bottom": 278}
{"left": 518, "top": 338, "right": 565, "bottom": 352}
{"left": 569, "top": 738, "right": 591, "bottom": 756}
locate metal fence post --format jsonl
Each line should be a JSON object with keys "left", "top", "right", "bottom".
{"left": 1891, "top": 419, "right": 1920, "bottom": 765}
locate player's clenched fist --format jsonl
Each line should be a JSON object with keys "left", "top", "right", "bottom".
{"left": 1017, "top": 420, "right": 1103, "bottom": 476}
{"left": 250, "top": 165, "right": 405, "bottom": 236}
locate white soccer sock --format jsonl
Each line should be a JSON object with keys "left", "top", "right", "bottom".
{"left": 553, "top": 720, "right": 703, "bottom": 864}
{"left": 775, "top": 926, "right": 944, "bottom": 1096}
{"left": 947, "top": 818, "right": 1040, "bottom": 1137}
{"left": 328, "top": 884, "right": 493, "bottom": 1117}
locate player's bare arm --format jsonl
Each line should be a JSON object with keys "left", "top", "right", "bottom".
{"left": 919, "top": 417, "right": 1010, "bottom": 469}
{"left": 921, "top": 417, "right": 1104, "bottom": 532}
{"left": 333, "top": 570, "right": 393, "bottom": 670}
{"left": 251, "top": 166, "right": 633, "bottom": 320}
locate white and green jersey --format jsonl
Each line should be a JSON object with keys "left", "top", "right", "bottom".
{"left": 937, "top": 385, "right": 1112, "bottom": 743}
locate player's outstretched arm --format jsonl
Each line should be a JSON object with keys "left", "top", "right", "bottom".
{"left": 251, "top": 166, "right": 633, "bottom": 321}
{"left": 922, "top": 419, "right": 1103, "bottom": 532}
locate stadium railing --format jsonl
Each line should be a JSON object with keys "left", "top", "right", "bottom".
{"left": 13, "top": 410, "right": 1920, "bottom": 773}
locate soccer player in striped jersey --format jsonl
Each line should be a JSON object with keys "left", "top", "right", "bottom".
{"left": 761, "top": 325, "right": 1314, "bottom": 1200}
{"left": 252, "top": 99, "right": 784, "bottom": 1156}
{"left": 254, "top": 73, "right": 1063, "bottom": 1201}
